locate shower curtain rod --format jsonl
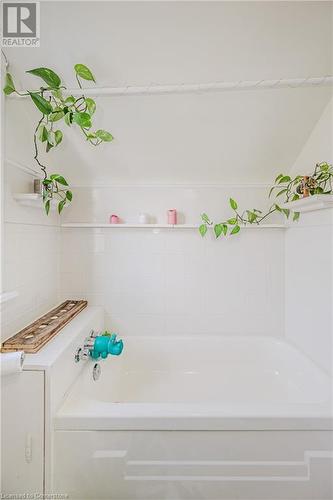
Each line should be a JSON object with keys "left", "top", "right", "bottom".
{"left": 11, "top": 76, "right": 333, "bottom": 97}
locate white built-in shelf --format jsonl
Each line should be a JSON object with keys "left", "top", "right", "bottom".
{"left": 280, "top": 194, "right": 333, "bottom": 213}
{"left": 61, "top": 223, "right": 286, "bottom": 229}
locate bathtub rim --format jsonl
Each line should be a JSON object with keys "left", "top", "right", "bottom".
{"left": 54, "top": 400, "right": 333, "bottom": 431}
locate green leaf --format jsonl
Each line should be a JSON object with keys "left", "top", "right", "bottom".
{"left": 86, "top": 132, "right": 97, "bottom": 141}
{"left": 52, "top": 89, "right": 63, "bottom": 100}
{"left": 74, "top": 64, "right": 96, "bottom": 82}
{"left": 54, "top": 130, "right": 63, "bottom": 145}
{"left": 246, "top": 211, "right": 257, "bottom": 223}
{"left": 64, "top": 112, "right": 73, "bottom": 126}
{"left": 278, "top": 175, "right": 291, "bottom": 184}
{"left": 45, "top": 199, "right": 50, "bottom": 215}
{"left": 27, "top": 67, "right": 61, "bottom": 88}
{"left": 85, "top": 98, "right": 96, "bottom": 115}
{"left": 95, "top": 129, "right": 114, "bottom": 142}
{"left": 65, "top": 96, "right": 76, "bottom": 104}
{"left": 291, "top": 194, "right": 300, "bottom": 201}
{"left": 29, "top": 92, "right": 52, "bottom": 115}
{"left": 46, "top": 141, "right": 53, "bottom": 153}
{"left": 50, "top": 174, "right": 68, "bottom": 186}
{"left": 201, "top": 213, "right": 211, "bottom": 225}
{"left": 229, "top": 198, "right": 238, "bottom": 210}
{"left": 275, "top": 173, "right": 283, "bottom": 183}
{"left": 274, "top": 204, "right": 282, "bottom": 212}
{"left": 282, "top": 208, "right": 290, "bottom": 218}
{"left": 230, "top": 225, "right": 241, "bottom": 235}
{"left": 269, "top": 186, "right": 275, "bottom": 198}
{"left": 58, "top": 199, "right": 66, "bottom": 214}
{"left": 199, "top": 224, "right": 207, "bottom": 237}
{"left": 47, "top": 130, "right": 55, "bottom": 146}
{"left": 214, "top": 224, "right": 223, "bottom": 238}
{"left": 49, "top": 107, "right": 64, "bottom": 122}
{"left": 276, "top": 188, "right": 288, "bottom": 197}
{"left": 66, "top": 190, "right": 73, "bottom": 202}
{"left": 222, "top": 224, "right": 228, "bottom": 236}
{"left": 72, "top": 112, "right": 92, "bottom": 129}
{"left": 38, "top": 125, "right": 48, "bottom": 142}
{"left": 227, "top": 217, "right": 237, "bottom": 225}
{"left": 3, "top": 73, "right": 15, "bottom": 95}
{"left": 293, "top": 211, "right": 300, "bottom": 222}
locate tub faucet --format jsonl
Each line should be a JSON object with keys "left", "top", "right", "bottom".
{"left": 74, "top": 330, "right": 97, "bottom": 362}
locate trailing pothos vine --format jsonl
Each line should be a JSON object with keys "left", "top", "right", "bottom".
{"left": 199, "top": 162, "right": 333, "bottom": 239}
{"left": 3, "top": 64, "right": 113, "bottom": 214}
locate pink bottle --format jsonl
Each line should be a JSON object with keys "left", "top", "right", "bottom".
{"left": 110, "top": 214, "right": 120, "bottom": 224}
{"left": 167, "top": 209, "right": 177, "bottom": 225}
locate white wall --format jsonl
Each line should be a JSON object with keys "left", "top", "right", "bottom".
{"left": 291, "top": 97, "right": 333, "bottom": 175}
{"left": 3, "top": 1, "right": 332, "bottom": 185}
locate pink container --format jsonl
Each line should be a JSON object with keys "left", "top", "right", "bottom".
{"left": 110, "top": 214, "right": 120, "bottom": 224}
{"left": 167, "top": 209, "right": 177, "bottom": 225}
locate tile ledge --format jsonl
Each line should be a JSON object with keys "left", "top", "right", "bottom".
{"left": 0, "top": 291, "right": 19, "bottom": 305}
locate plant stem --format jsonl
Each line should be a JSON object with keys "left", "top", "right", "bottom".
{"left": 33, "top": 117, "right": 48, "bottom": 180}
{"left": 76, "top": 74, "right": 83, "bottom": 90}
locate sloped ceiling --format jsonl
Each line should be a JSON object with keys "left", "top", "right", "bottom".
{"left": 4, "top": 1, "right": 333, "bottom": 184}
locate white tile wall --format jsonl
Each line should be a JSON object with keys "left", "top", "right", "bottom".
{"left": 60, "top": 197, "right": 285, "bottom": 338}
{"left": 1, "top": 222, "right": 60, "bottom": 341}
{"left": 285, "top": 209, "right": 333, "bottom": 373}
{"left": 1, "top": 163, "right": 60, "bottom": 342}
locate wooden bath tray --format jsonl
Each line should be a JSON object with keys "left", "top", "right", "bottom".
{"left": 1, "top": 300, "right": 87, "bottom": 353}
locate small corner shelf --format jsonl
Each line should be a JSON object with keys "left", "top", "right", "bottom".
{"left": 13, "top": 193, "right": 63, "bottom": 211}
{"left": 61, "top": 222, "right": 286, "bottom": 229}
{"left": 13, "top": 193, "right": 45, "bottom": 209}
{"left": 280, "top": 194, "right": 333, "bottom": 213}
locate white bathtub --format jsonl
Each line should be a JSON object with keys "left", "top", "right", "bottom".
{"left": 53, "top": 336, "right": 333, "bottom": 499}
